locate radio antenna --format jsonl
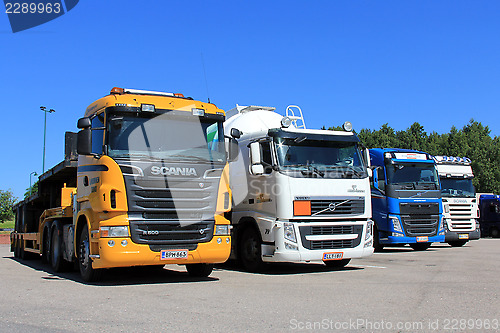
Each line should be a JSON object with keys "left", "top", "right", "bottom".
{"left": 201, "top": 53, "right": 211, "bottom": 104}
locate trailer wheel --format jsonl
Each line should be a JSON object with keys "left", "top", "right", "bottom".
{"left": 50, "top": 227, "right": 70, "bottom": 272}
{"left": 491, "top": 228, "right": 499, "bottom": 238}
{"left": 238, "top": 226, "right": 265, "bottom": 272}
{"left": 410, "top": 243, "right": 431, "bottom": 251}
{"left": 78, "top": 227, "right": 102, "bottom": 282}
{"left": 186, "top": 264, "right": 214, "bottom": 277}
{"left": 324, "top": 259, "right": 351, "bottom": 268}
{"left": 13, "top": 238, "right": 20, "bottom": 258}
{"left": 448, "top": 240, "right": 467, "bottom": 247}
{"left": 41, "top": 230, "right": 51, "bottom": 264}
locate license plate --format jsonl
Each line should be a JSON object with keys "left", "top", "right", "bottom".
{"left": 323, "top": 252, "right": 343, "bottom": 261}
{"left": 416, "top": 236, "right": 428, "bottom": 242}
{"left": 160, "top": 249, "right": 188, "bottom": 260}
{"left": 458, "top": 234, "right": 469, "bottom": 240}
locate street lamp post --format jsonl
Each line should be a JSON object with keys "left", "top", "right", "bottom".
{"left": 29, "top": 171, "right": 38, "bottom": 196}
{"left": 40, "top": 106, "right": 55, "bottom": 173}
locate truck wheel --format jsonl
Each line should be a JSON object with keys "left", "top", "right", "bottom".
{"left": 51, "top": 228, "right": 70, "bottom": 272}
{"left": 491, "top": 228, "right": 499, "bottom": 238}
{"left": 238, "top": 226, "right": 265, "bottom": 272}
{"left": 373, "top": 225, "right": 384, "bottom": 252}
{"left": 325, "top": 259, "right": 351, "bottom": 268}
{"left": 186, "top": 264, "right": 214, "bottom": 277}
{"left": 410, "top": 243, "right": 431, "bottom": 251}
{"left": 78, "top": 227, "right": 102, "bottom": 282}
{"left": 448, "top": 240, "right": 467, "bottom": 247}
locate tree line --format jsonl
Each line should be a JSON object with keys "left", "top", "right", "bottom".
{"left": 331, "top": 119, "right": 500, "bottom": 193}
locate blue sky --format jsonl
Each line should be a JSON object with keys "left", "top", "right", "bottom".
{"left": 1, "top": 1, "right": 499, "bottom": 199}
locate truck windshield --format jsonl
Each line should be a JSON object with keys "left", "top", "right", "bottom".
{"left": 275, "top": 137, "right": 367, "bottom": 178}
{"left": 440, "top": 178, "right": 475, "bottom": 198}
{"left": 386, "top": 163, "right": 439, "bottom": 189}
{"left": 107, "top": 113, "right": 226, "bottom": 163}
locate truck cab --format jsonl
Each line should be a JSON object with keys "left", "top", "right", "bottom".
{"left": 225, "top": 105, "right": 373, "bottom": 271}
{"left": 369, "top": 148, "right": 445, "bottom": 251}
{"left": 434, "top": 156, "right": 480, "bottom": 246}
{"left": 479, "top": 194, "right": 500, "bottom": 238}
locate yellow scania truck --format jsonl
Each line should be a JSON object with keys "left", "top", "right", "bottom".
{"left": 11, "top": 87, "right": 233, "bottom": 281}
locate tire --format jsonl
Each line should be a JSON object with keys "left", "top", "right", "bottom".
{"left": 410, "top": 243, "right": 431, "bottom": 251}
{"left": 491, "top": 228, "right": 499, "bottom": 238}
{"left": 238, "top": 226, "right": 265, "bottom": 272}
{"left": 13, "top": 238, "right": 19, "bottom": 258}
{"left": 78, "top": 227, "right": 102, "bottom": 282}
{"left": 186, "top": 264, "right": 214, "bottom": 277}
{"left": 448, "top": 240, "right": 467, "bottom": 247}
{"left": 373, "top": 225, "right": 384, "bottom": 252}
{"left": 324, "top": 259, "right": 351, "bottom": 268}
{"left": 50, "top": 227, "right": 71, "bottom": 272}
{"left": 41, "top": 229, "right": 51, "bottom": 264}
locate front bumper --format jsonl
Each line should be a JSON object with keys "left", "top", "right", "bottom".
{"left": 381, "top": 235, "right": 445, "bottom": 245}
{"left": 263, "top": 245, "right": 374, "bottom": 264}
{"left": 444, "top": 229, "right": 480, "bottom": 242}
{"left": 92, "top": 235, "right": 231, "bottom": 269}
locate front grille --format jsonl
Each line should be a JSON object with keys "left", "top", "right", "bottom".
{"left": 310, "top": 240, "right": 354, "bottom": 250}
{"left": 310, "top": 199, "right": 364, "bottom": 216}
{"left": 400, "top": 202, "right": 439, "bottom": 215}
{"left": 299, "top": 224, "right": 363, "bottom": 250}
{"left": 311, "top": 225, "right": 354, "bottom": 235}
{"left": 401, "top": 215, "right": 439, "bottom": 236}
{"left": 129, "top": 220, "right": 214, "bottom": 245}
{"left": 447, "top": 203, "right": 475, "bottom": 231}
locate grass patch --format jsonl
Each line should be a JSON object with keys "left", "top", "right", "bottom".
{"left": 0, "top": 219, "right": 15, "bottom": 232}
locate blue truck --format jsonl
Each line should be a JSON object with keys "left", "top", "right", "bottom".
{"left": 478, "top": 194, "right": 500, "bottom": 238}
{"left": 369, "top": 148, "right": 445, "bottom": 251}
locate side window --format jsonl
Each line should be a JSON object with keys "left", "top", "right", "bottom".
{"left": 91, "top": 114, "right": 104, "bottom": 154}
{"left": 377, "top": 167, "right": 386, "bottom": 192}
{"left": 260, "top": 142, "right": 273, "bottom": 175}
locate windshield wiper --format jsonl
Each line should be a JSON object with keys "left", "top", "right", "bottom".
{"left": 113, "top": 153, "right": 162, "bottom": 161}
{"left": 302, "top": 165, "right": 324, "bottom": 178}
{"left": 170, "top": 154, "right": 213, "bottom": 163}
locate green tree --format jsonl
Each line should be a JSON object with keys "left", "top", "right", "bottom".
{"left": 0, "top": 189, "right": 17, "bottom": 223}
{"left": 24, "top": 181, "right": 38, "bottom": 198}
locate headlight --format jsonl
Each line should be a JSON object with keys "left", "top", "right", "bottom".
{"left": 284, "top": 242, "right": 298, "bottom": 250}
{"left": 365, "top": 221, "right": 373, "bottom": 240}
{"left": 284, "top": 223, "right": 297, "bottom": 243}
{"left": 390, "top": 216, "right": 403, "bottom": 233}
{"left": 439, "top": 218, "right": 445, "bottom": 235}
{"left": 444, "top": 205, "right": 450, "bottom": 213}
{"left": 100, "top": 226, "right": 129, "bottom": 238}
{"left": 215, "top": 225, "right": 231, "bottom": 236}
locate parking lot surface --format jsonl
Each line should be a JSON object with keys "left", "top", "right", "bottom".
{"left": 0, "top": 239, "right": 499, "bottom": 332}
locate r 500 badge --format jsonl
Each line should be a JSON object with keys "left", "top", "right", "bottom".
{"left": 323, "top": 252, "right": 343, "bottom": 261}
{"left": 161, "top": 249, "right": 188, "bottom": 260}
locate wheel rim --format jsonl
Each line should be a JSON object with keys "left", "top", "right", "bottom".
{"left": 80, "top": 238, "right": 90, "bottom": 269}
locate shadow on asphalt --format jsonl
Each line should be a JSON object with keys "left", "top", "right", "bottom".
{"left": 216, "top": 260, "right": 362, "bottom": 275}
{"left": 5, "top": 255, "right": 218, "bottom": 286}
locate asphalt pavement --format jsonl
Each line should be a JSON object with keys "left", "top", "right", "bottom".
{"left": 0, "top": 239, "right": 499, "bottom": 332}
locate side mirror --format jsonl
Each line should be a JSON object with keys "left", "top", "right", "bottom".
{"left": 230, "top": 128, "right": 242, "bottom": 139}
{"left": 227, "top": 138, "right": 239, "bottom": 162}
{"left": 249, "top": 142, "right": 261, "bottom": 165}
{"left": 250, "top": 164, "right": 264, "bottom": 175}
{"left": 77, "top": 117, "right": 91, "bottom": 129}
{"left": 77, "top": 129, "right": 92, "bottom": 155}
{"left": 367, "top": 168, "right": 373, "bottom": 178}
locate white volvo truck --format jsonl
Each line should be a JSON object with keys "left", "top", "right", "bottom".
{"left": 224, "top": 105, "right": 374, "bottom": 271}
{"left": 434, "top": 156, "right": 480, "bottom": 246}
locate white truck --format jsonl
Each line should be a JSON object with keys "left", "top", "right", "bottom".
{"left": 434, "top": 156, "right": 481, "bottom": 246}
{"left": 224, "top": 105, "right": 374, "bottom": 271}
